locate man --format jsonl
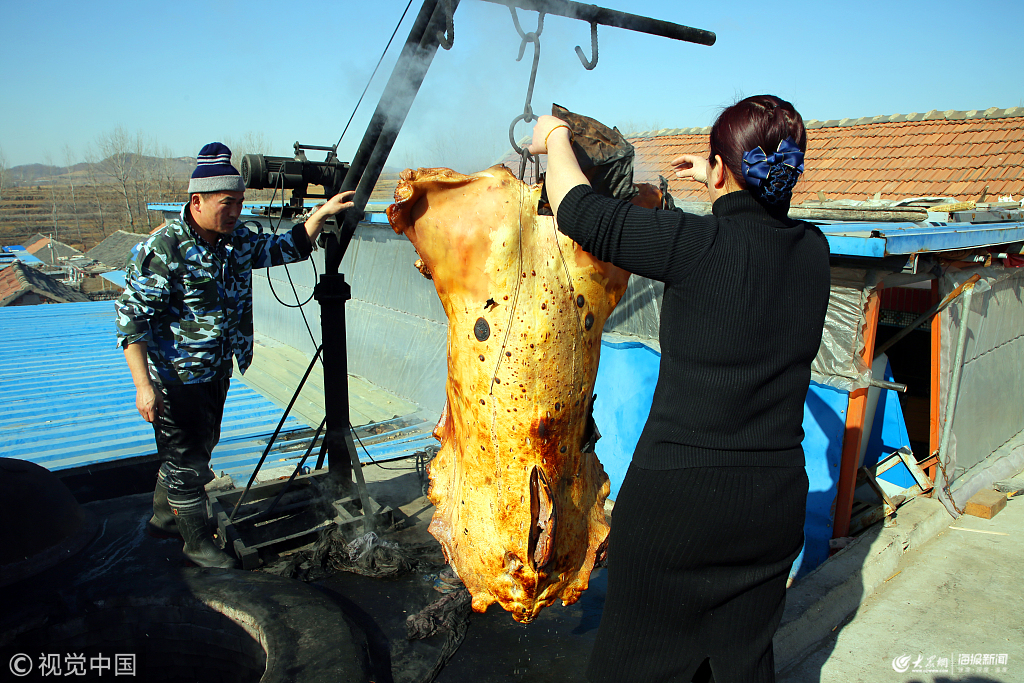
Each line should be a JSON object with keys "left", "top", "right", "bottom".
{"left": 116, "top": 142, "right": 354, "bottom": 568}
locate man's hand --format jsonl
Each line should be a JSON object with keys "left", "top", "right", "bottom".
{"left": 124, "top": 342, "right": 163, "bottom": 423}
{"left": 670, "top": 154, "right": 710, "bottom": 185}
{"left": 136, "top": 381, "right": 164, "bottom": 423}
{"left": 304, "top": 190, "right": 357, "bottom": 242}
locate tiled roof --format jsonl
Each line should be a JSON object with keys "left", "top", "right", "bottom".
{"left": 0, "top": 262, "right": 90, "bottom": 306}
{"left": 83, "top": 230, "right": 148, "bottom": 270}
{"left": 628, "top": 106, "right": 1024, "bottom": 205}
{"left": 25, "top": 236, "right": 83, "bottom": 266}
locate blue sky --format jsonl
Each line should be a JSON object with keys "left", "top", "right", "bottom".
{"left": 1, "top": 0, "right": 1021, "bottom": 171}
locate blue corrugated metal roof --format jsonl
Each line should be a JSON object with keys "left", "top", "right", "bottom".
{"left": 100, "top": 271, "right": 126, "bottom": 288}
{"left": 1, "top": 246, "right": 45, "bottom": 266}
{"left": 0, "top": 301, "right": 309, "bottom": 480}
{"left": 820, "top": 220, "right": 1024, "bottom": 257}
{"left": 0, "top": 301, "right": 432, "bottom": 482}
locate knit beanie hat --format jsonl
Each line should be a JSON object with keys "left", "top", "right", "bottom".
{"left": 188, "top": 142, "right": 246, "bottom": 194}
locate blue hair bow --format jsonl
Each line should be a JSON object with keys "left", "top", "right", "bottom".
{"left": 741, "top": 137, "right": 805, "bottom": 205}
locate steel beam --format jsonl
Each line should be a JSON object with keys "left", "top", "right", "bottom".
{"left": 478, "top": 0, "right": 715, "bottom": 46}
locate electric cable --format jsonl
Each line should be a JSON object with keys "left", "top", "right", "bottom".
{"left": 244, "top": 0, "right": 444, "bottom": 495}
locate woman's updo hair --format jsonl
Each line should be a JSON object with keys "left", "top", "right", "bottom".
{"left": 709, "top": 95, "right": 806, "bottom": 189}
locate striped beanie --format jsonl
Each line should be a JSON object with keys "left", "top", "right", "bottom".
{"left": 188, "top": 142, "right": 246, "bottom": 194}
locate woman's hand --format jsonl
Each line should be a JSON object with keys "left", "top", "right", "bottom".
{"left": 671, "top": 154, "right": 710, "bottom": 185}
{"left": 528, "top": 115, "right": 571, "bottom": 155}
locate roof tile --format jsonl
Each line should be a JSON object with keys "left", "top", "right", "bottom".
{"left": 625, "top": 114, "right": 1024, "bottom": 203}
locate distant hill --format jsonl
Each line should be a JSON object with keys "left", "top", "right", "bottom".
{"left": 5, "top": 157, "right": 411, "bottom": 189}
{"left": 5, "top": 155, "right": 195, "bottom": 187}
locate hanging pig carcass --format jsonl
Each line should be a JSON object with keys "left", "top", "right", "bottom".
{"left": 388, "top": 164, "right": 657, "bottom": 623}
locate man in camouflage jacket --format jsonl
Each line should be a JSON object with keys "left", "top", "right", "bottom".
{"left": 115, "top": 142, "right": 354, "bottom": 567}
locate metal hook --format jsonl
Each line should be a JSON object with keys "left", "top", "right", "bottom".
{"left": 437, "top": 0, "right": 454, "bottom": 50}
{"left": 575, "top": 21, "right": 598, "bottom": 70}
{"left": 508, "top": 5, "right": 545, "bottom": 61}
{"left": 509, "top": 113, "right": 536, "bottom": 155}
{"left": 518, "top": 147, "right": 533, "bottom": 181}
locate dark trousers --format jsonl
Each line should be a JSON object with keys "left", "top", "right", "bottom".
{"left": 153, "top": 379, "right": 230, "bottom": 496}
{"left": 587, "top": 465, "right": 808, "bottom": 683}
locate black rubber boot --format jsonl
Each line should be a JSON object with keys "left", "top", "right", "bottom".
{"left": 146, "top": 478, "right": 180, "bottom": 538}
{"left": 169, "top": 492, "right": 238, "bottom": 569}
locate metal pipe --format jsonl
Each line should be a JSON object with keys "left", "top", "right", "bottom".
{"left": 936, "top": 281, "right": 977, "bottom": 512}
{"left": 874, "top": 273, "right": 981, "bottom": 359}
{"left": 869, "top": 378, "right": 908, "bottom": 393}
{"left": 329, "top": 0, "right": 459, "bottom": 272}
{"left": 340, "top": 0, "right": 445, "bottom": 195}
{"left": 478, "top": 0, "right": 716, "bottom": 46}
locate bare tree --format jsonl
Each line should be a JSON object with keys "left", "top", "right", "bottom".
{"left": 62, "top": 143, "right": 83, "bottom": 244}
{"left": 83, "top": 144, "right": 108, "bottom": 238}
{"left": 131, "top": 131, "right": 156, "bottom": 232}
{"left": 157, "top": 144, "right": 182, "bottom": 200}
{"left": 0, "top": 146, "right": 8, "bottom": 202}
{"left": 226, "top": 131, "right": 272, "bottom": 200}
{"left": 43, "top": 152, "right": 61, "bottom": 242}
{"left": 97, "top": 125, "right": 138, "bottom": 231}
{"left": 226, "top": 130, "right": 270, "bottom": 165}
{"left": 614, "top": 118, "right": 664, "bottom": 136}
{"left": 424, "top": 124, "right": 507, "bottom": 173}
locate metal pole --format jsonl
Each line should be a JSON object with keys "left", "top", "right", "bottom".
{"left": 478, "top": 0, "right": 716, "bottom": 45}
{"left": 319, "top": 0, "right": 456, "bottom": 492}
{"left": 874, "top": 273, "right": 981, "bottom": 359}
{"left": 315, "top": 274, "right": 360, "bottom": 485}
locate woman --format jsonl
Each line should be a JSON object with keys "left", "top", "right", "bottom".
{"left": 529, "top": 95, "right": 830, "bottom": 683}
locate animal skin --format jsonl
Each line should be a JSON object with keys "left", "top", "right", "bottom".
{"left": 388, "top": 165, "right": 634, "bottom": 623}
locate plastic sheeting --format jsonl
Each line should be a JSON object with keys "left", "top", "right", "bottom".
{"left": 810, "top": 267, "right": 874, "bottom": 391}
{"left": 251, "top": 214, "right": 883, "bottom": 415}
{"left": 934, "top": 266, "right": 1024, "bottom": 516}
{"left": 252, "top": 220, "right": 449, "bottom": 414}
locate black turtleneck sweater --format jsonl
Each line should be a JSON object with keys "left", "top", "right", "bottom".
{"left": 557, "top": 185, "right": 831, "bottom": 469}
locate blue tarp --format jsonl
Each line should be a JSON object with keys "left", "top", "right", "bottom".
{"left": 591, "top": 338, "right": 912, "bottom": 579}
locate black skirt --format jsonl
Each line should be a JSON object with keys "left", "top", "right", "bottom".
{"left": 586, "top": 464, "right": 808, "bottom": 683}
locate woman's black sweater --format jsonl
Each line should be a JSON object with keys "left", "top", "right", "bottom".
{"left": 557, "top": 184, "right": 831, "bottom": 469}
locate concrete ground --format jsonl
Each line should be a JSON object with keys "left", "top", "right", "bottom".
{"left": 778, "top": 484, "right": 1023, "bottom": 683}
{"left": 361, "top": 461, "right": 1024, "bottom": 683}
{"left": 11, "top": 408, "right": 1021, "bottom": 683}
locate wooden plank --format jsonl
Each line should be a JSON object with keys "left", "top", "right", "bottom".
{"left": 834, "top": 288, "right": 882, "bottom": 539}
{"left": 963, "top": 488, "right": 1007, "bottom": 519}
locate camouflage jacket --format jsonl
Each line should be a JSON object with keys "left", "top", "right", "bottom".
{"left": 115, "top": 206, "right": 312, "bottom": 384}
